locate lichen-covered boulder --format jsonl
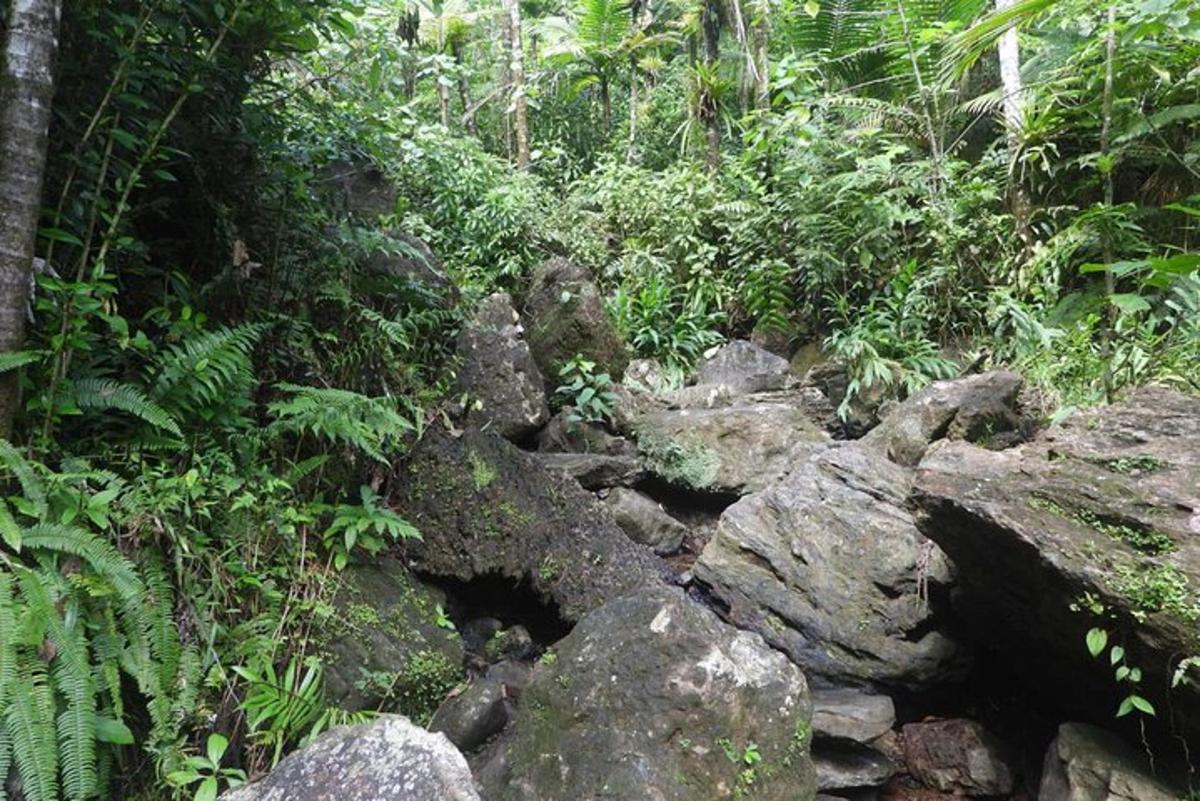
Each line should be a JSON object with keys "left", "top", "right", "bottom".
{"left": 862, "top": 371, "right": 1023, "bottom": 466}
{"left": 694, "top": 444, "right": 963, "bottom": 688}
{"left": 603, "top": 487, "right": 688, "bottom": 554}
{"left": 911, "top": 388, "right": 1200, "bottom": 741}
{"left": 1038, "top": 723, "right": 1179, "bottom": 801}
{"left": 481, "top": 586, "right": 817, "bottom": 801}
{"left": 522, "top": 257, "right": 628, "bottom": 382}
{"left": 220, "top": 716, "right": 480, "bottom": 801}
{"left": 455, "top": 293, "right": 549, "bottom": 441}
{"left": 694, "top": 339, "right": 792, "bottom": 395}
{"left": 635, "top": 396, "right": 830, "bottom": 495}
{"left": 391, "top": 426, "right": 663, "bottom": 621}
{"left": 317, "top": 558, "right": 463, "bottom": 720}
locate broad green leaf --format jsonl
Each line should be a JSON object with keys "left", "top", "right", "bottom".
{"left": 1109, "top": 294, "right": 1151, "bottom": 314}
{"left": 95, "top": 716, "right": 135, "bottom": 745}
{"left": 1086, "top": 628, "right": 1107, "bottom": 658}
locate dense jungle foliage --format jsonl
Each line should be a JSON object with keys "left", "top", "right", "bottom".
{"left": 0, "top": 0, "right": 1197, "bottom": 797}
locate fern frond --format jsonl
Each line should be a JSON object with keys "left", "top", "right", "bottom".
{"left": 5, "top": 658, "right": 59, "bottom": 801}
{"left": 267, "top": 383, "right": 414, "bottom": 463}
{"left": 69, "top": 378, "right": 183, "bottom": 438}
{"left": 0, "top": 439, "right": 48, "bottom": 519}
{"left": 0, "top": 351, "right": 42, "bottom": 373}
{"left": 21, "top": 524, "right": 144, "bottom": 601}
{"left": 17, "top": 572, "right": 97, "bottom": 800}
{"left": 149, "top": 324, "right": 264, "bottom": 419}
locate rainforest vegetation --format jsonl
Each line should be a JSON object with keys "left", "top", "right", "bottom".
{"left": 0, "top": 0, "right": 1198, "bottom": 797}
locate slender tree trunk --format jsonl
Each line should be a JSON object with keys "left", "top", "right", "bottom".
{"left": 995, "top": 0, "right": 1031, "bottom": 256}
{"left": 702, "top": 0, "right": 721, "bottom": 175}
{"left": 453, "top": 42, "right": 477, "bottom": 135}
{"left": 601, "top": 75, "right": 612, "bottom": 133}
{"left": 1099, "top": 4, "right": 1118, "bottom": 403}
{"left": 752, "top": 0, "right": 770, "bottom": 111}
{"left": 503, "top": 0, "right": 530, "bottom": 169}
{"left": 0, "top": 0, "right": 63, "bottom": 437}
{"left": 499, "top": 10, "right": 514, "bottom": 160}
{"left": 627, "top": 70, "right": 639, "bottom": 162}
{"left": 438, "top": 81, "right": 452, "bottom": 128}
{"left": 895, "top": 0, "right": 943, "bottom": 200}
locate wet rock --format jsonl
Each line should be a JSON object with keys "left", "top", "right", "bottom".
{"left": 317, "top": 557, "right": 463, "bottom": 716}
{"left": 523, "top": 257, "right": 628, "bottom": 383}
{"left": 603, "top": 487, "right": 688, "bottom": 554}
{"left": 430, "top": 680, "right": 508, "bottom": 753}
{"left": 815, "top": 742, "right": 896, "bottom": 791}
{"left": 911, "top": 387, "right": 1200, "bottom": 740}
{"left": 635, "top": 396, "right": 830, "bottom": 495}
{"left": 812, "top": 689, "right": 896, "bottom": 744}
{"left": 455, "top": 293, "right": 550, "bottom": 441}
{"left": 1038, "top": 722, "right": 1179, "bottom": 801}
{"left": 392, "top": 427, "right": 663, "bottom": 621}
{"left": 694, "top": 339, "right": 792, "bottom": 395}
{"left": 900, "top": 719, "right": 1013, "bottom": 796}
{"left": 534, "top": 409, "right": 635, "bottom": 455}
{"left": 695, "top": 444, "right": 962, "bottom": 689}
{"left": 220, "top": 715, "right": 480, "bottom": 801}
{"left": 862, "top": 371, "right": 1023, "bottom": 466}
{"left": 531, "top": 451, "right": 645, "bottom": 490}
{"left": 480, "top": 585, "right": 816, "bottom": 801}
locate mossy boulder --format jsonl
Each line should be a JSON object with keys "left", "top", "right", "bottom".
{"left": 911, "top": 387, "right": 1200, "bottom": 743}
{"left": 391, "top": 426, "right": 664, "bottom": 621}
{"left": 480, "top": 586, "right": 817, "bottom": 801}
{"left": 316, "top": 557, "right": 464, "bottom": 722}
{"left": 522, "top": 257, "right": 628, "bottom": 384}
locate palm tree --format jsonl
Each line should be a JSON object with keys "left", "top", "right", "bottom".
{"left": 542, "top": 0, "right": 673, "bottom": 133}
{"left": 0, "top": 0, "right": 63, "bottom": 436}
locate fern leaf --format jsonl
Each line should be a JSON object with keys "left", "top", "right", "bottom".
{"left": 5, "top": 658, "right": 59, "bottom": 801}
{"left": 21, "top": 524, "right": 144, "bottom": 601}
{"left": 0, "top": 352, "right": 42, "bottom": 374}
{"left": 149, "top": 324, "right": 263, "bottom": 419}
{"left": 0, "top": 439, "right": 48, "bottom": 519}
{"left": 70, "top": 378, "right": 183, "bottom": 438}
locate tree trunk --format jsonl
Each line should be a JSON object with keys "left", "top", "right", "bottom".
{"left": 453, "top": 42, "right": 477, "bottom": 135}
{"left": 503, "top": 0, "right": 530, "bottom": 169}
{"left": 627, "top": 69, "right": 639, "bottom": 162}
{"left": 438, "top": 81, "right": 452, "bottom": 128}
{"left": 0, "top": 0, "right": 63, "bottom": 437}
{"left": 1099, "top": 4, "right": 1118, "bottom": 403}
{"left": 702, "top": 0, "right": 721, "bottom": 175}
{"left": 601, "top": 75, "right": 612, "bottom": 133}
{"left": 752, "top": 0, "right": 770, "bottom": 111}
{"left": 995, "top": 0, "right": 1031, "bottom": 256}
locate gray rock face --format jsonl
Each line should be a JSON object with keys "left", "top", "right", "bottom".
{"left": 482, "top": 586, "right": 816, "bottom": 801}
{"left": 694, "top": 444, "right": 962, "bottom": 689}
{"left": 623, "top": 357, "right": 671, "bottom": 394}
{"left": 635, "top": 396, "right": 830, "bottom": 495}
{"left": 911, "top": 387, "right": 1200, "bottom": 740}
{"left": 694, "top": 339, "right": 792, "bottom": 395}
{"left": 900, "top": 719, "right": 1013, "bottom": 796}
{"left": 802, "top": 360, "right": 891, "bottom": 438}
{"left": 862, "top": 371, "right": 1023, "bottom": 466}
{"left": 365, "top": 232, "right": 456, "bottom": 294}
{"left": 603, "top": 487, "right": 688, "bottom": 554}
{"left": 430, "top": 679, "right": 508, "bottom": 753}
{"left": 534, "top": 409, "right": 635, "bottom": 456}
{"left": 220, "top": 716, "right": 480, "bottom": 801}
{"left": 317, "top": 558, "right": 463, "bottom": 716}
{"left": 523, "top": 257, "right": 628, "bottom": 382}
{"left": 1038, "top": 723, "right": 1179, "bottom": 801}
{"left": 391, "top": 427, "right": 663, "bottom": 621}
{"left": 812, "top": 689, "right": 896, "bottom": 744}
{"left": 455, "top": 293, "right": 550, "bottom": 441}
{"left": 813, "top": 743, "right": 895, "bottom": 792}
{"left": 531, "top": 451, "right": 645, "bottom": 490}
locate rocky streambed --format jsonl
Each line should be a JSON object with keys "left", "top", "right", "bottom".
{"left": 225, "top": 258, "right": 1199, "bottom": 801}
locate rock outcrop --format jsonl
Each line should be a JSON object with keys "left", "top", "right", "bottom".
{"left": 1038, "top": 722, "right": 1179, "bottom": 801}
{"left": 479, "top": 586, "right": 817, "bottom": 801}
{"left": 862, "top": 370, "right": 1023, "bottom": 466}
{"left": 455, "top": 293, "right": 549, "bottom": 441}
{"left": 695, "top": 443, "right": 962, "bottom": 688}
{"left": 318, "top": 558, "right": 463, "bottom": 717}
{"left": 602, "top": 487, "right": 688, "bottom": 554}
{"left": 220, "top": 716, "right": 480, "bottom": 801}
{"left": 900, "top": 718, "right": 1013, "bottom": 797}
{"left": 694, "top": 339, "right": 792, "bottom": 395}
{"left": 391, "top": 426, "right": 663, "bottom": 621}
{"left": 911, "top": 387, "right": 1200, "bottom": 739}
{"left": 523, "top": 257, "right": 628, "bottom": 383}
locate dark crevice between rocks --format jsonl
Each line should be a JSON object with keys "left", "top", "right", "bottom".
{"left": 422, "top": 572, "right": 573, "bottom": 674}
{"left": 634, "top": 474, "right": 740, "bottom": 515}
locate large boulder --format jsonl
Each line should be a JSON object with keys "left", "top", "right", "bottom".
{"left": 455, "top": 293, "right": 549, "bottom": 441}
{"left": 534, "top": 409, "right": 636, "bottom": 455}
{"left": 694, "top": 444, "right": 962, "bottom": 689}
{"left": 220, "top": 716, "right": 480, "bottom": 801}
{"left": 634, "top": 395, "right": 830, "bottom": 495}
{"left": 317, "top": 558, "right": 463, "bottom": 720}
{"left": 1038, "top": 722, "right": 1179, "bottom": 801}
{"left": 364, "top": 231, "right": 456, "bottom": 295}
{"left": 812, "top": 689, "right": 896, "bottom": 744}
{"left": 603, "top": 487, "right": 689, "bottom": 554}
{"left": 480, "top": 586, "right": 817, "bottom": 801}
{"left": 862, "top": 371, "right": 1023, "bottom": 466}
{"left": 530, "top": 451, "right": 646, "bottom": 490}
{"left": 523, "top": 257, "right": 628, "bottom": 382}
{"left": 391, "top": 426, "right": 663, "bottom": 621}
{"left": 911, "top": 387, "right": 1200, "bottom": 740}
{"left": 694, "top": 339, "right": 792, "bottom": 395}
{"left": 900, "top": 719, "right": 1013, "bottom": 797}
